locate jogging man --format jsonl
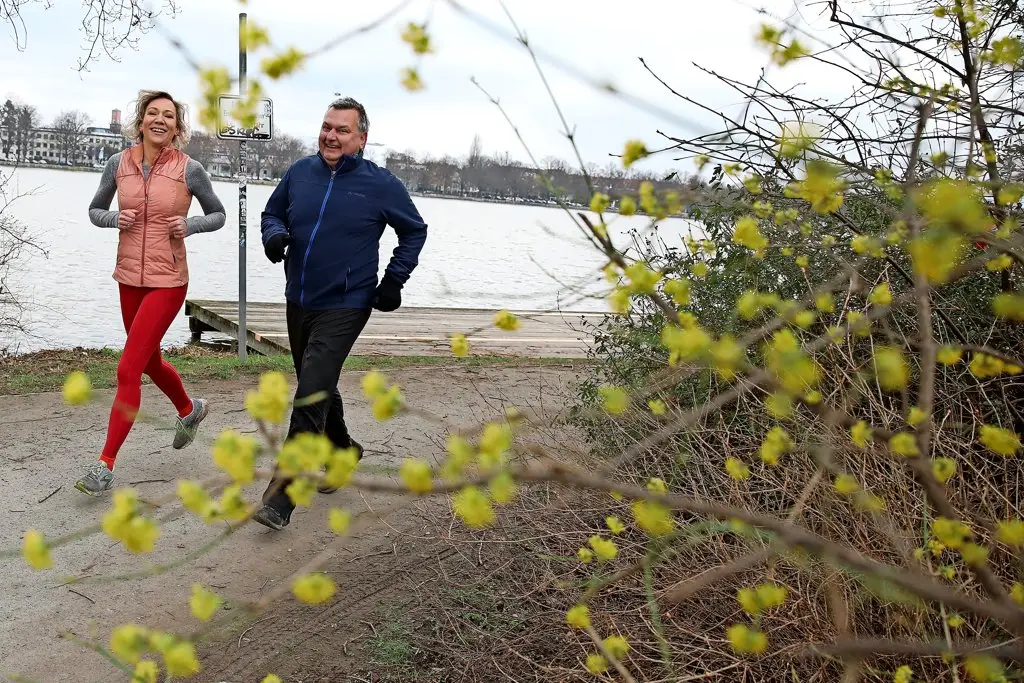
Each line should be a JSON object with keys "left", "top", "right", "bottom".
{"left": 253, "top": 96, "right": 428, "bottom": 530}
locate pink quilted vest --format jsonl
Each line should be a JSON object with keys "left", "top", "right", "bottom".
{"left": 112, "top": 144, "right": 193, "bottom": 288}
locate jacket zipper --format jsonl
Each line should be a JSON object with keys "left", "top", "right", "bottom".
{"left": 139, "top": 148, "right": 161, "bottom": 287}
{"left": 299, "top": 168, "right": 336, "bottom": 305}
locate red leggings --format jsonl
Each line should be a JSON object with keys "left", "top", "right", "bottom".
{"left": 100, "top": 283, "right": 193, "bottom": 469}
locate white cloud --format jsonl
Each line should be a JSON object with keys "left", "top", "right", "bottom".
{"left": 0, "top": 0, "right": 825, "bottom": 172}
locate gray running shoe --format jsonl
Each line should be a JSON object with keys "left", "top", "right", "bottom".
{"left": 173, "top": 398, "right": 209, "bottom": 450}
{"left": 75, "top": 462, "right": 114, "bottom": 496}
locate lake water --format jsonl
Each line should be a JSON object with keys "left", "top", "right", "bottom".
{"left": 1, "top": 166, "right": 696, "bottom": 353}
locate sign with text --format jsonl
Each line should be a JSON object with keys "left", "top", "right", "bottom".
{"left": 216, "top": 96, "right": 273, "bottom": 141}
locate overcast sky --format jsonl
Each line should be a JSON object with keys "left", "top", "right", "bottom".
{"left": 1, "top": 0, "right": 851, "bottom": 173}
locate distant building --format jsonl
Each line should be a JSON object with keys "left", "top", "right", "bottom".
{"left": 25, "top": 109, "right": 130, "bottom": 165}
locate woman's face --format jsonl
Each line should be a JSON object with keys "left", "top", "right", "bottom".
{"left": 141, "top": 97, "right": 179, "bottom": 147}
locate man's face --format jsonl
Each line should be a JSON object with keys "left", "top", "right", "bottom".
{"left": 318, "top": 108, "right": 367, "bottom": 166}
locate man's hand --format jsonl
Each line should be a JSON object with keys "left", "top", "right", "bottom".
{"left": 372, "top": 273, "right": 403, "bottom": 312}
{"left": 169, "top": 216, "right": 187, "bottom": 240}
{"left": 264, "top": 233, "right": 291, "bottom": 263}
{"left": 118, "top": 209, "right": 137, "bottom": 231}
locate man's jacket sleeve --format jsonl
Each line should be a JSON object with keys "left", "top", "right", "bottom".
{"left": 382, "top": 176, "right": 428, "bottom": 284}
{"left": 261, "top": 167, "right": 291, "bottom": 245}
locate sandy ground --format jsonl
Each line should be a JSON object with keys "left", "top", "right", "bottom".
{"left": 0, "top": 363, "right": 585, "bottom": 683}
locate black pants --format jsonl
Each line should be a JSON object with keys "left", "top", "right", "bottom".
{"left": 262, "top": 303, "right": 371, "bottom": 517}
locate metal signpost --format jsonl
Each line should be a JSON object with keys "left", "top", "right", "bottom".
{"left": 216, "top": 12, "right": 274, "bottom": 362}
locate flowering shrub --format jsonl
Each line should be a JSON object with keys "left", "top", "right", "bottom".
{"left": 4, "top": 0, "right": 1024, "bottom": 680}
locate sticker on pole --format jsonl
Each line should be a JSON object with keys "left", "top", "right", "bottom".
{"left": 216, "top": 96, "right": 274, "bottom": 141}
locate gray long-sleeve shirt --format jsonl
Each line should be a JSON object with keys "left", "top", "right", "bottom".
{"left": 88, "top": 152, "right": 226, "bottom": 236}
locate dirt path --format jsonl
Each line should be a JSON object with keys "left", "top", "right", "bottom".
{"left": 0, "top": 363, "right": 585, "bottom": 683}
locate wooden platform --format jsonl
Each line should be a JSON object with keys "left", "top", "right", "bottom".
{"left": 184, "top": 299, "right": 607, "bottom": 358}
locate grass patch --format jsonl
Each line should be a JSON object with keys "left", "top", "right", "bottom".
{"left": 367, "top": 608, "right": 416, "bottom": 677}
{"left": 0, "top": 346, "right": 589, "bottom": 395}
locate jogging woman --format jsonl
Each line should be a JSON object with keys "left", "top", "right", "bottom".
{"left": 75, "top": 90, "right": 226, "bottom": 496}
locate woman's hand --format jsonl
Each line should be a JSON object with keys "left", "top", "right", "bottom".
{"left": 169, "top": 216, "right": 187, "bottom": 240}
{"left": 118, "top": 209, "right": 137, "bottom": 231}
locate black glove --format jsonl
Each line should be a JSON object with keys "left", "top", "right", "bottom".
{"left": 372, "top": 273, "right": 403, "bottom": 312}
{"left": 264, "top": 233, "right": 290, "bottom": 263}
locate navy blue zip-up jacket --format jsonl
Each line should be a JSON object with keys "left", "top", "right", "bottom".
{"left": 261, "top": 151, "right": 428, "bottom": 310}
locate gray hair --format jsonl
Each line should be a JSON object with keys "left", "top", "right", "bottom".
{"left": 328, "top": 96, "right": 369, "bottom": 133}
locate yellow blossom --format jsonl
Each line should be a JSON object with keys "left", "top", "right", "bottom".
{"left": 709, "top": 335, "right": 744, "bottom": 380}
{"left": 736, "top": 583, "right": 788, "bottom": 615}
{"left": 765, "top": 392, "right": 792, "bottom": 419}
{"left": 110, "top": 624, "right": 150, "bottom": 665}
{"left": 869, "top": 282, "right": 893, "bottom": 306}
{"left": 932, "top": 517, "right": 972, "bottom": 549}
{"left": 589, "top": 192, "right": 610, "bottom": 214}
{"left": 937, "top": 346, "right": 962, "bottom": 365}
{"left": 400, "top": 67, "right": 424, "bottom": 92}
{"left": 889, "top": 433, "right": 919, "bottom": 457}
{"left": 450, "top": 333, "right": 470, "bottom": 357}
{"left": 992, "top": 293, "right": 1024, "bottom": 321}
{"left": 915, "top": 178, "right": 993, "bottom": 234}
{"left": 261, "top": 47, "right": 306, "bottom": 79}
{"left": 588, "top": 535, "right": 618, "bottom": 561}
{"left": 873, "top": 346, "right": 909, "bottom": 391}
{"left": 577, "top": 548, "right": 594, "bottom": 563}
{"left": 605, "top": 516, "right": 625, "bottom": 535}
{"left": 360, "top": 370, "right": 388, "bottom": 398}
{"left": 262, "top": 676, "right": 283, "bottom": 683}
{"left": 488, "top": 472, "right": 517, "bottom": 504}
{"left": 292, "top": 572, "right": 336, "bottom": 604}
{"left": 725, "top": 457, "right": 750, "bottom": 480}
{"left": 494, "top": 309, "right": 520, "bottom": 331}
{"left": 648, "top": 398, "right": 667, "bottom": 416}
{"left": 478, "top": 421, "right": 512, "bottom": 471}
{"left": 212, "top": 429, "right": 258, "bottom": 484}
{"left": 22, "top": 529, "right": 52, "bottom": 570}
{"left": 603, "top": 635, "right": 629, "bottom": 659}
{"left": 908, "top": 228, "right": 966, "bottom": 285}
{"left": 371, "top": 385, "right": 404, "bottom": 421}
{"left": 285, "top": 478, "right": 317, "bottom": 508}
{"left": 894, "top": 664, "right": 913, "bottom": 683}
{"left": 585, "top": 653, "right": 608, "bottom": 674}
{"left": 851, "top": 421, "right": 872, "bottom": 448}
{"left": 328, "top": 508, "right": 352, "bottom": 535}
{"left": 661, "top": 322, "right": 711, "bottom": 365}
{"left": 663, "top": 278, "right": 691, "bottom": 306}
{"left": 907, "top": 407, "right": 927, "bottom": 426}
{"left": 986, "top": 254, "right": 1014, "bottom": 272}
{"left": 815, "top": 293, "right": 835, "bottom": 313}
{"left": 785, "top": 161, "right": 845, "bottom": 213}
{"left": 400, "top": 22, "right": 432, "bottom": 54}
{"left": 979, "top": 424, "right": 1021, "bottom": 456}
{"left": 400, "top": 458, "right": 433, "bottom": 494}
{"left": 133, "top": 660, "right": 159, "bottom": 683}
{"left": 245, "top": 371, "right": 290, "bottom": 424}
{"left": 834, "top": 473, "right": 859, "bottom": 495}
{"left": 631, "top": 499, "right": 674, "bottom": 536}
{"left": 189, "top": 584, "right": 221, "bottom": 622}
{"left": 1011, "top": 583, "right": 1024, "bottom": 605}
{"left": 996, "top": 520, "right": 1024, "bottom": 547}
{"left": 62, "top": 371, "right": 93, "bottom": 406}
{"left": 622, "top": 139, "right": 650, "bottom": 167}
{"left": 964, "top": 655, "right": 1005, "bottom": 682}
{"left": 566, "top": 604, "right": 591, "bottom": 629}
{"left": 163, "top": 640, "right": 200, "bottom": 678}
{"left": 453, "top": 486, "right": 495, "bottom": 527}
{"left": 733, "top": 215, "right": 768, "bottom": 252}
{"left": 726, "top": 624, "right": 768, "bottom": 655}
{"left": 961, "top": 543, "right": 989, "bottom": 566}
{"left": 759, "top": 426, "right": 792, "bottom": 465}
{"left": 618, "top": 195, "right": 636, "bottom": 215}
{"left": 931, "top": 457, "right": 957, "bottom": 483}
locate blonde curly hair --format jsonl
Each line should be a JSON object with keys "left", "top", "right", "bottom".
{"left": 123, "top": 90, "right": 191, "bottom": 148}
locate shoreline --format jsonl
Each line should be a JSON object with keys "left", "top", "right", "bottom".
{"left": 0, "top": 159, "right": 670, "bottom": 214}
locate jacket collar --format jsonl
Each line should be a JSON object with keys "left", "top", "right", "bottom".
{"left": 129, "top": 143, "right": 174, "bottom": 171}
{"left": 317, "top": 150, "right": 362, "bottom": 175}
